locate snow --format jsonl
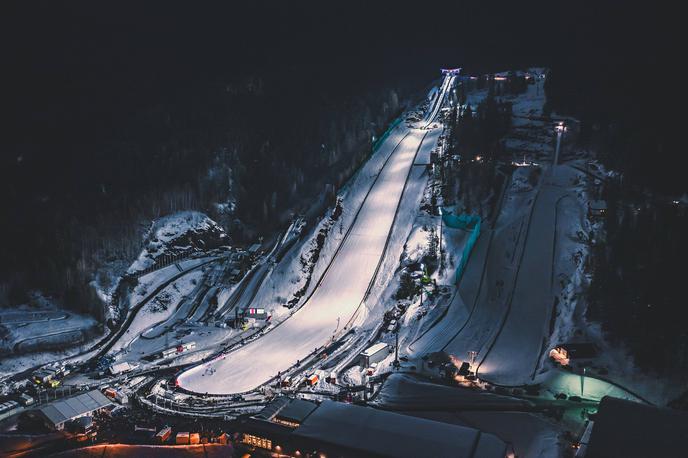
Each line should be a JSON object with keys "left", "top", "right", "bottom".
{"left": 241, "top": 128, "right": 410, "bottom": 325}
{"left": 408, "top": 166, "right": 535, "bottom": 358}
{"left": 476, "top": 170, "right": 568, "bottom": 385}
{"left": 421, "top": 76, "right": 455, "bottom": 127}
{"left": 128, "top": 257, "right": 216, "bottom": 310}
{"left": 390, "top": 72, "right": 674, "bottom": 408}
{"left": 108, "top": 269, "right": 205, "bottom": 355}
{"left": 0, "top": 300, "right": 98, "bottom": 378}
{"left": 178, "top": 129, "right": 433, "bottom": 394}
{"left": 0, "top": 303, "right": 105, "bottom": 382}
{"left": 127, "top": 211, "right": 228, "bottom": 274}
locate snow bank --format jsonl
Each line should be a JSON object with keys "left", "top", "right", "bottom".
{"left": 128, "top": 211, "right": 228, "bottom": 273}
{"left": 108, "top": 269, "right": 205, "bottom": 355}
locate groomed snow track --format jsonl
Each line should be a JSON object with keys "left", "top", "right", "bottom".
{"left": 177, "top": 77, "right": 453, "bottom": 395}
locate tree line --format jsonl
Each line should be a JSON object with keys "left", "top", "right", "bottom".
{"left": 0, "top": 64, "right": 411, "bottom": 320}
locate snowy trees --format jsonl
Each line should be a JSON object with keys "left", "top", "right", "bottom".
{"left": 425, "top": 227, "right": 439, "bottom": 270}
{"left": 587, "top": 191, "right": 688, "bottom": 375}
{"left": 0, "top": 63, "right": 408, "bottom": 322}
{"left": 396, "top": 270, "right": 417, "bottom": 300}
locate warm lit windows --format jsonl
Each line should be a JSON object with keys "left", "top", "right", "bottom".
{"left": 242, "top": 433, "right": 272, "bottom": 450}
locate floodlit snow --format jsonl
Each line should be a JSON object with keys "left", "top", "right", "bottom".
{"left": 178, "top": 129, "right": 433, "bottom": 394}
{"left": 245, "top": 128, "right": 410, "bottom": 325}
{"left": 477, "top": 171, "right": 567, "bottom": 384}
{"left": 422, "top": 76, "right": 455, "bottom": 127}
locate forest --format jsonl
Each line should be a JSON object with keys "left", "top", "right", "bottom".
{"left": 543, "top": 29, "right": 685, "bottom": 376}
{"left": 0, "top": 4, "right": 430, "bottom": 318}
{"left": 1, "top": 2, "right": 681, "bottom": 351}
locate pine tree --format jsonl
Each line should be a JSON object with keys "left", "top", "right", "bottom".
{"left": 397, "top": 270, "right": 416, "bottom": 299}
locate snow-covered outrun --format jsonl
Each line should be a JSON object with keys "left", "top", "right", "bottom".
{"left": 176, "top": 76, "right": 454, "bottom": 394}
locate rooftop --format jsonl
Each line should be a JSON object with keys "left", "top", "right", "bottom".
{"left": 292, "top": 400, "right": 507, "bottom": 458}
{"left": 274, "top": 398, "right": 318, "bottom": 424}
{"left": 361, "top": 342, "right": 388, "bottom": 357}
{"left": 255, "top": 397, "right": 318, "bottom": 425}
{"left": 38, "top": 390, "right": 113, "bottom": 427}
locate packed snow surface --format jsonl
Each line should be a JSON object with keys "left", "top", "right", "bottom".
{"left": 178, "top": 128, "right": 433, "bottom": 394}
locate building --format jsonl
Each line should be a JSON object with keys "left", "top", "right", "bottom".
{"left": 550, "top": 342, "right": 598, "bottom": 366}
{"left": 239, "top": 397, "right": 317, "bottom": 450}
{"left": 255, "top": 397, "right": 318, "bottom": 429}
{"left": 359, "top": 342, "right": 390, "bottom": 367}
{"left": 582, "top": 396, "right": 688, "bottom": 457}
{"left": 240, "top": 397, "right": 509, "bottom": 457}
{"left": 109, "top": 361, "right": 137, "bottom": 376}
{"left": 35, "top": 390, "right": 114, "bottom": 430}
{"left": 244, "top": 307, "right": 269, "bottom": 321}
{"left": 588, "top": 200, "right": 607, "bottom": 218}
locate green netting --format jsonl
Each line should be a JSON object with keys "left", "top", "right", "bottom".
{"left": 442, "top": 209, "right": 481, "bottom": 284}
{"left": 372, "top": 116, "right": 403, "bottom": 152}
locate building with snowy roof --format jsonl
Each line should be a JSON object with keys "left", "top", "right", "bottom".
{"left": 588, "top": 200, "right": 607, "bottom": 218}
{"left": 35, "top": 389, "right": 114, "bottom": 430}
{"left": 240, "top": 397, "right": 509, "bottom": 457}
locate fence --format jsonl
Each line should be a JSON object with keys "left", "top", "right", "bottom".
{"left": 372, "top": 116, "right": 403, "bottom": 153}
{"left": 442, "top": 209, "right": 481, "bottom": 284}
{"left": 33, "top": 385, "right": 85, "bottom": 405}
{"left": 133, "top": 251, "right": 195, "bottom": 278}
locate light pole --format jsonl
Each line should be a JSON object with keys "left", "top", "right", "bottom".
{"left": 394, "top": 323, "right": 400, "bottom": 368}
{"left": 438, "top": 207, "right": 443, "bottom": 270}
{"left": 468, "top": 350, "right": 477, "bottom": 373}
{"left": 553, "top": 122, "right": 566, "bottom": 171}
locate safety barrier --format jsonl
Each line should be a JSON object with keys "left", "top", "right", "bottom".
{"left": 442, "top": 209, "right": 481, "bottom": 284}
{"left": 372, "top": 116, "right": 403, "bottom": 153}
{"left": 133, "top": 251, "right": 195, "bottom": 278}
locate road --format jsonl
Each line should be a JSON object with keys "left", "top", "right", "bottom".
{"left": 92, "top": 257, "right": 222, "bottom": 362}
{"left": 177, "top": 77, "right": 454, "bottom": 394}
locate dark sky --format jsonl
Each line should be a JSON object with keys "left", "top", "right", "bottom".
{"left": 2, "top": 1, "right": 672, "bottom": 86}
{"left": 0, "top": 1, "right": 677, "bottom": 166}
{"left": 0, "top": 1, "right": 681, "bottom": 306}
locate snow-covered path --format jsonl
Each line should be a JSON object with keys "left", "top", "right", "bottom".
{"left": 177, "top": 128, "right": 437, "bottom": 394}
{"left": 408, "top": 171, "right": 531, "bottom": 359}
{"left": 423, "top": 76, "right": 454, "bottom": 127}
{"left": 476, "top": 180, "right": 564, "bottom": 384}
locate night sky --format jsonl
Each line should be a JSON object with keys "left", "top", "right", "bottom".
{"left": 0, "top": 1, "right": 680, "bottom": 226}
{"left": 2, "top": 2, "right": 674, "bottom": 106}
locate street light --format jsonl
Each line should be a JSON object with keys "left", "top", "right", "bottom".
{"left": 553, "top": 122, "right": 566, "bottom": 171}
{"left": 393, "top": 322, "right": 400, "bottom": 368}
{"left": 438, "top": 207, "right": 443, "bottom": 270}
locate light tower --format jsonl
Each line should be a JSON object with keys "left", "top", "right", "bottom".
{"left": 553, "top": 121, "right": 567, "bottom": 170}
